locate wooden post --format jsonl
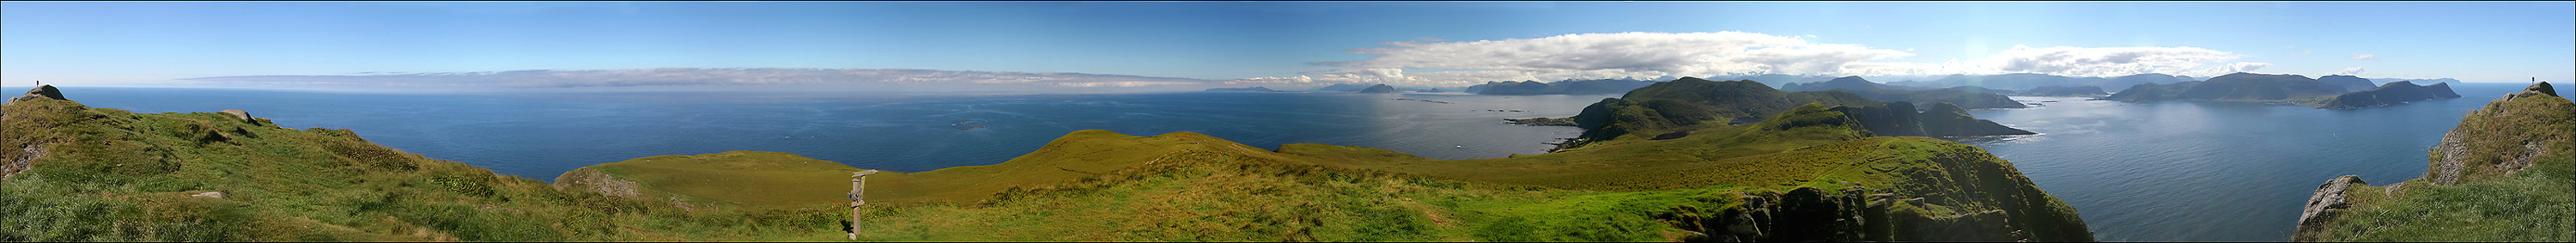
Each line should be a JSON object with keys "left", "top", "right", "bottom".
{"left": 849, "top": 170, "right": 877, "bottom": 240}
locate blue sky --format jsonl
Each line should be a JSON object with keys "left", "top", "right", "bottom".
{"left": 3, "top": 2, "right": 2569, "bottom": 90}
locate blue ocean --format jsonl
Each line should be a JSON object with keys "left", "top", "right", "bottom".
{"left": 13, "top": 82, "right": 2566, "bottom": 241}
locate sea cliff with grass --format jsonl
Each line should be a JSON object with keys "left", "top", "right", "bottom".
{"left": 2291, "top": 82, "right": 2574, "bottom": 241}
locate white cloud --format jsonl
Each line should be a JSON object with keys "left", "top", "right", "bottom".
{"left": 179, "top": 68, "right": 1229, "bottom": 91}
{"left": 2334, "top": 67, "right": 2367, "bottom": 76}
{"left": 2300, "top": 50, "right": 2313, "bottom": 56}
{"left": 2351, "top": 53, "right": 2379, "bottom": 60}
{"left": 1982, "top": 46, "right": 2269, "bottom": 77}
{"left": 1224, "top": 76, "right": 1315, "bottom": 85}
{"left": 1295, "top": 32, "right": 2274, "bottom": 86}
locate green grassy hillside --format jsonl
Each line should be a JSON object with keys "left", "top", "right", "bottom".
{"left": 2295, "top": 83, "right": 2574, "bottom": 241}
{"left": 6, "top": 87, "right": 2093, "bottom": 241}
{"left": 562, "top": 102, "right": 2092, "bottom": 241}
{"left": 0, "top": 94, "right": 855, "bottom": 241}
{"left": 557, "top": 151, "right": 866, "bottom": 207}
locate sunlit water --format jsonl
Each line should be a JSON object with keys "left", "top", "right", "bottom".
{"left": 1959, "top": 82, "right": 2567, "bottom": 241}
{"left": 15, "top": 82, "right": 2564, "bottom": 241}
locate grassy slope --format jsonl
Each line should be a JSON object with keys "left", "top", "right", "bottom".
{"left": 2306, "top": 91, "right": 2576, "bottom": 241}
{"left": 573, "top": 151, "right": 865, "bottom": 207}
{"left": 0, "top": 97, "right": 846, "bottom": 241}
{"left": 5, "top": 91, "right": 2089, "bottom": 241}
{"left": 586, "top": 103, "right": 2088, "bottom": 241}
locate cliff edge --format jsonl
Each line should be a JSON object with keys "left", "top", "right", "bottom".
{"left": 2293, "top": 82, "right": 2574, "bottom": 241}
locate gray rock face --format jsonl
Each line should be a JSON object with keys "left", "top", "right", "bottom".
{"left": 554, "top": 167, "right": 644, "bottom": 198}
{"left": 220, "top": 109, "right": 254, "bottom": 124}
{"left": 8, "top": 85, "right": 66, "bottom": 104}
{"left": 2293, "top": 175, "right": 2366, "bottom": 241}
{"left": 2518, "top": 82, "right": 2559, "bottom": 99}
{"left": 191, "top": 191, "right": 230, "bottom": 198}
{"left": 2422, "top": 82, "right": 2565, "bottom": 185}
{"left": 4, "top": 144, "right": 41, "bottom": 179}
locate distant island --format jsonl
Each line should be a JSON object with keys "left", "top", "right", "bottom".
{"left": 1354, "top": 84, "right": 1399, "bottom": 94}
{"left": 1542, "top": 77, "right": 2035, "bottom": 150}
{"left": 1203, "top": 86, "right": 1286, "bottom": 92}
{"left": 1461, "top": 79, "right": 1656, "bottom": 95}
{"left": 2316, "top": 82, "right": 2463, "bottom": 109}
{"left": 2022, "top": 86, "right": 2110, "bottom": 97}
{"left": 1313, "top": 83, "right": 1375, "bottom": 92}
{"left": 1880, "top": 73, "right": 2196, "bottom": 91}
{"left": 2106, "top": 72, "right": 2460, "bottom": 109}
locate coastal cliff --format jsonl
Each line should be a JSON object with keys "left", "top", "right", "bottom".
{"left": 2292, "top": 82, "right": 2573, "bottom": 241}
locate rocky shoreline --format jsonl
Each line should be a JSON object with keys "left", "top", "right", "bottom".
{"left": 1504, "top": 117, "right": 1578, "bottom": 126}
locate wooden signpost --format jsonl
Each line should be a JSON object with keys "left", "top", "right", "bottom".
{"left": 849, "top": 170, "right": 878, "bottom": 240}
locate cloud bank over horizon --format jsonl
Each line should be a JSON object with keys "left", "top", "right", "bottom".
{"left": 1244, "top": 32, "right": 2276, "bottom": 87}
{"left": 178, "top": 32, "right": 2320, "bottom": 90}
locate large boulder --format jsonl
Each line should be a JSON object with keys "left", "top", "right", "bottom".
{"left": 2293, "top": 175, "right": 2366, "bottom": 241}
{"left": 2517, "top": 82, "right": 2559, "bottom": 99}
{"left": 220, "top": 109, "right": 255, "bottom": 124}
{"left": 8, "top": 85, "right": 65, "bottom": 104}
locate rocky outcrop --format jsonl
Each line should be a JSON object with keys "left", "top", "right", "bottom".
{"left": 2293, "top": 175, "right": 2366, "bottom": 241}
{"left": 553, "top": 167, "right": 644, "bottom": 198}
{"left": 2423, "top": 82, "right": 2567, "bottom": 185}
{"left": 2517, "top": 82, "right": 2559, "bottom": 99}
{"left": 2293, "top": 82, "right": 2573, "bottom": 241}
{"left": 8, "top": 85, "right": 66, "bottom": 104}
{"left": 4, "top": 144, "right": 40, "bottom": 179}
{"left": 220, "top": 109, "right": 256, "bottom": 124}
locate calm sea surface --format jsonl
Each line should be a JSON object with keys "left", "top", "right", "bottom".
{"left": 1961, "top": 82, "right": 2567, "bottom": 241}
{"left": 15, "top": 82, "right": 2565, "bottom": 241}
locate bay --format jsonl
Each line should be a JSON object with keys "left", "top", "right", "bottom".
{"left": 1960, "top": 82, "right": 2568, "bottom": 241}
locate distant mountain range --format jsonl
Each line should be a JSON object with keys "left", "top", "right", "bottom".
{"left": 2105, "top": 72, "right": 2461, "bottom": 109}
{"left": 1202, "top": 86, "right": 1284, "bottom": 92}
{"left": 1463, "top": 79, "right": 1657, "bottom": 95}
{"left": 1315, "top": 83, "right": 1376, "bottom": 92}
{"left": 1782, "top": 76, "right": 2028, "bottom": 109}
{"left": 1355, "top": 84, "right": 1399, "bottom": 94}
{"left": 2107, "top": 72, "right": 2346, "bottom": 102}
{"left": 1880, "top": 73, "right": 2196, "bottom": 91}
{"left": 2022, "top": 86, "right": 2109, "bottom": 97}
